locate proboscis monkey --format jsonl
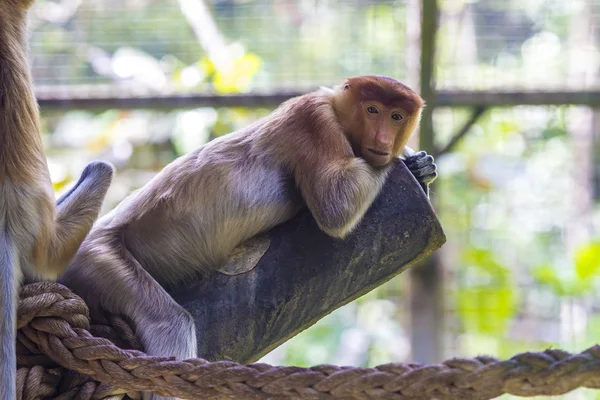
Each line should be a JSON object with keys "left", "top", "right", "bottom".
{"left": 59, "top": 75, "right": 437, "bottom": 400}
{"left": 0, "top": 0, "right": 114, "bottom": 397}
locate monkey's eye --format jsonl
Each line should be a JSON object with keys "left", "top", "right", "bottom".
{"left": 392, "top": 113, "right": 404, "bottom": 121}
{"left": 344, "top": 84, "right": 350, "bottom": 90}
{"left": 366, "top": 106, "right": 379, "bottom": 114}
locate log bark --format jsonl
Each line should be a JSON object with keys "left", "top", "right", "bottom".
{"left": 172, "top": 160, "right": 446, "bottom": 363}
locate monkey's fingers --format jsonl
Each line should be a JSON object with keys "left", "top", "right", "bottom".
{"left": 410, "top": 166, "right": 437, "bottom": 193}
{"left": 407, "top": 161, "right": 436, "bottom": 177}
{"left": 404, "top": 151, "right": 433, "bottom": 167}
{"left": 409, "top": 165, "right": 437, "bottom": 185}
{"left": 404, "top": 150, "right": 437, "bottom": 176}
{"left": 403, "top": 151, "right": 437, "bottom": 198}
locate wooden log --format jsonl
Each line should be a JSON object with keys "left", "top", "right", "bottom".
{"left": 172, "top": 160, "right": 446, "bottom": 363}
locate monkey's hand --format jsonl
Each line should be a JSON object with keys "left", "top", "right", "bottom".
{"left": 401, "top": 148, "right": 437, "bottom": 197}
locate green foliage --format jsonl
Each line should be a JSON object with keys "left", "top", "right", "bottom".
{"left": 199, "top": 52, "right": 263, "bottom": 93}
{"left": 455, "top": 248, "right": 518, "bottom": 335}
{"left": 574, "top": 241, "right": 600, "bottom": 281}
{"left": 532, "top": 241, "right": 600, "bottom": 296}
{"left": 456, "top": 287, "right": 516, "bottom": 334}
{"left": 532, "top": 264, "right": 569, "bottom": 296}
{"left": 279, "top": 313, "right": 344, "bottom": 367}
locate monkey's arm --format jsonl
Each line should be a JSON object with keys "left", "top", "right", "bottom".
{"left": 294, "top": 152, "right": 389, "bottom": 239}
{"left": 45, "top": 161, "right": 114, "bottom": 274}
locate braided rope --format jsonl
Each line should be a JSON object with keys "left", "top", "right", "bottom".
{"left": 16, "top": 282, "right": 600, "bottom": 400}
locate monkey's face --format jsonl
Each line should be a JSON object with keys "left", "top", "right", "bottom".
{"left": 336, "top": 76, "right": 424, "bottom": 169}
{"left": 357, "top": 100, "right": 410, "bottom": 168}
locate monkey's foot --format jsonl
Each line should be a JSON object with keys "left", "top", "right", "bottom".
{"left": 138, "top": 308, "right": 196, "bottom": 400}
{"left": 137, "top": 306, "right": 197, "bottom": 360}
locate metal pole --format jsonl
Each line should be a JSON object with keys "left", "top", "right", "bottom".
{"left": 409, "top": 0, "right": 442, "bottom": 364}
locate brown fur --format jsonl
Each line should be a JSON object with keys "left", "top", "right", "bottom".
{"left": 59, "top": 75, "right": 426, "bottom": 400}
{"left": 351, "top": 75, "right": 425, "bottom": 112}
{"left": 0, "top": 1, "right": 114, "bottom": 397}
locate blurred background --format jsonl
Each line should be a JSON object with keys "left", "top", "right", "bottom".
{"left": 29, "top": 0, "right": 599, "bottom": 398}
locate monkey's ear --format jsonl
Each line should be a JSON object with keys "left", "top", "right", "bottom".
{"left": 218, "top": 234, "right": 271, "bottom": 276}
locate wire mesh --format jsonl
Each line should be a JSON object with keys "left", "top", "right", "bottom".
{"left": 437, "top": 0, "right": 600, "bottom": 91}
{"left": 20, "top": 2, "right": 600, "bottom": 396}
{"left": 27, "top": 0, "right": 600, "bottom": 98}
{"left": 28, "top": 0, "right": 413, "bottom": 97}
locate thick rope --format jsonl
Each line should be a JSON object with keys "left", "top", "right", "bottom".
{"left": 16, "top": 282, "right": 600, "bottom": 400}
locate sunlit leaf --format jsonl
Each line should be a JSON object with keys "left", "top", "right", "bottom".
{"left": 574, "top": 241, "right": 600, "bottom": 280}
{"left": 456, "top": 248, "right": 517, "bottom": 335}
{"left": 456, "top": 286, "right": 517, "bottom": 335}
{"left": 531, "top": 265, "right": 566, "bottom": 295}
{"left": 52, "top": 173, "right": 73, "bottom": 193}
{"left": 496, "top": 120, "right": 521, "bottom": 137}
{"left": 213, "top": 52, "right": 263, "bottom": 94}
{"left": 462, "top": 248, "right": 511, "bottom": 280}
{"left": 199, "top": 56, "right": 216, "bottom": 76}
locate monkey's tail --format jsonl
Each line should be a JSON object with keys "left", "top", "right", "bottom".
{"left": 0, "top": 230, "right": 18, "bottom": 400}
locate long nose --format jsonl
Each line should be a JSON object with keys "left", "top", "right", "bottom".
{"left": 375, "top": 130, "right": 393, "bottom": 148}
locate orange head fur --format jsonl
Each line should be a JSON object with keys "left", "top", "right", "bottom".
{"left": 332, "top": 75, "right": 424, "bottom": 167}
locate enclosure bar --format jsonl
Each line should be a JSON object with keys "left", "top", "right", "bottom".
{"left": 409, "top": 0, "right": 442, "bottom": 365}
{"left": 34, "top": 90, "right": 600, "bottom": 111}
{"left": 35, "top": 91, "right": 299, "bottom": 111}
{"left": 434, "top": 107, "right": 487, "bottom": 157}
{"left": 434, "top": 90, "right": 600, "bottom": 107}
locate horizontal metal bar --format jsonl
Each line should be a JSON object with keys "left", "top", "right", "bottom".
{"left": 34, "top": 87, "right": 600, "bottom": 111}
{"left": 36, "top": 91, "right": 305, "bottom": 111}
{"left": 434, "top": 90, "right": 600, "bottom": 107}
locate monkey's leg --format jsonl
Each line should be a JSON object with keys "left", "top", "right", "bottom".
{"left": 44, "top": 161, "right": 114, "bottom": 276}
{"left": 402, "top": 149, "right": 437, "bottom": 196}
{"left": 116, "top": 250, "right": 196, "bottom": 400}
{"left": 218, "top": 234, "right": 271, "bottom": 276}
{"left": 59, "top": 240, "right": 195, "bottom": 400}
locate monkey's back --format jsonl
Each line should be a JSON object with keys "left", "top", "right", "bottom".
{"left": 65, "top": 91, "right": 333, "bottom": 293}
{"left": 81, "top": 127, "right": 304, "bottom": 290}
